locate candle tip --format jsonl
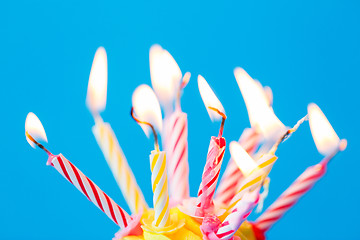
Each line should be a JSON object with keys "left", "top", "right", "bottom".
{"left": 339, "top": 139, "right": 347, "bottom": 151}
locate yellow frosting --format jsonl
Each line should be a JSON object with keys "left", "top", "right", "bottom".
{"left": 235, "top": 221, "right": 257, "bottom": 240}
{"left": 123, "top": 236, "right": 144, "bottom": 240}
{"left": 120, "top": 207, "right": 255, "bottom": 240}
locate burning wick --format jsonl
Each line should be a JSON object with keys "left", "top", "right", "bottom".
{"left": 131, "top": 107, "right": 160, "bottom": 152}
{"left": 176, "top": 72, "right": 191, "bottom": 108}
{"left": 208, "top": 106, "right": 227, "bottom": 137}
{"left": 25, "top": 131, "right": 52, "bottom": 156}
{"left": 270, "top": 114, "right": 309, "bottom": 154}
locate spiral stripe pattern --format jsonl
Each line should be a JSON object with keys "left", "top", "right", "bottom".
{"left": 215, "top": 128, "right": 260, "bottom": 206}
{"left": 196, "top": 136, "right": 226, "bottom": 216}
{"left": 228, "top": 154, "right": 277, "bottom": 211}
{"left": 51, "top": 154, "right": 131, "bottom": 229}
{"left": 216, "top": 191, "right": 259, "bottom": 239}
{"left": 150, "top": 150, "right": 170, "bottom": 227}
{"left": 254, "top": 163, "right": 326, "bottom": 232}
{"left": 164, "top": 111, "right": 190, "bottom": 202}
{"left": 93, "top": 121, "right": 148, "bottom": 214}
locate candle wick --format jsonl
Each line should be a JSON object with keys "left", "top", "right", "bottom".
{"left": 208, "top": 107, "right": 227, "bottom": 137}
{"left": 26, "top": 131, "right": 53, "bottom": 156}
{"left": 130, "top": 107, "right": 160, "bottom": 152}
{"left": 270, "top": 114, "right": 309, "bottom": 154}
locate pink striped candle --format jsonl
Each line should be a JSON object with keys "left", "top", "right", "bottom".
{"left": 254, "top": 103, "right": 347, "bottom": 233}
{"left": 215, "top": 128, "right": 259, "bottom": 206}
{"left": 196, "top": 75, "right": 227, "bottom": 217}
{"left": 196, "top": 136, "right": 226, "bottom": 216}
{"left": 25, "top": 113, "right": 133, "bottom": 230}
{"left": 46, "top": 153, "right": 132, "bottom": 229}
{"left": 255, "top": 160, "right": 327, "bottom": 232}
{"left": 164, "top": 109, "right": 190, "bottom": 204}
{"left": 216, "top": 190, "right": 259, "bottom": 240}
{"left": 254, "top": 141, "right": 347, "bottom": 232}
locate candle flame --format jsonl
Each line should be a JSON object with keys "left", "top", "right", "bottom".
{"left": 308, "top": 103, "right": 344, "bottom": 156}
{"left": 132, "top": 84, "right": 163, "bottom": 137}
{"left": 234, "top": 67, "right": 286, "bottom": 140}
{"left": 86, "top": 47, "right": 108, "bottom": 114}
{"left": 263, "top": 86, "right": 273, "bottom": 107}
{"left": 25, "top": 112, "right": 48, "bottom": 148}
{"left": 181, "top": 72, "right": 191, "bottom": 89}
{"left": 230, "top": 141, "right": 259, "bottom": 176}
{"left": 150, "top": 44, "right": 182, "bottom": 109}
{"left": 198, "top": 75, "right": 225, "bottom": 121}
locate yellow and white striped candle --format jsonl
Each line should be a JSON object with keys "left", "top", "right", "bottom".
{"left": 228, "top": 154, "right": 277, "bottom": 211}
{"left": 93, "top": 117, "right": 148, "bottom": 214}
{"left": 149, "top": 150, "right": 170, "bottom": 227}
{"left": 86, "top": 47, "right": 147, "bottom": 213}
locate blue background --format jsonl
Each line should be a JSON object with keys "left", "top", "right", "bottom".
{"left": 1, "top": 0, "right": 359, "bottom": 239}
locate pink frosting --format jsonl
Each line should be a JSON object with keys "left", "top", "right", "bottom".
{"left": 113, "top": 213, "right": 143, "bottom": 240}
{"left": 201, "top": 214, "right": 242, "bottom": 240}
{"left": 200, "top": 215, "right": 222, "bottom": 240}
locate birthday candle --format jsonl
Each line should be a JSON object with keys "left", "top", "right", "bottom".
{"left": 214, "top": 67, "right": 284, "bottom": 207}
{"left": 228, "top": 152, "right": 277, "bottom": 212}
{"left": 216, "top": 190, "right": 260, "bottom": 240}
{"left": 215, "top": 128, "right": 260, "bottom": 206}
{"left": 228, "top": 113, "right": 308, "bottom": 212}
{"left": 132, "top": 85, "right": 170, "bottom": 227}
{"left": 164, "top": 109, "right": 190, "bottom": 203}
{"left": 196, "top": 75, "right": 226, "bottom": 216}
{"left": 234, "top": 67, "right": 287, "bottom": 154}
{"left": 25, "top": 113, "right": 132, "bottom": 229}
{"left": 254, "top": 103, "right": 347, "bottom": 232}
{"left": 150, "top": 45, "right": 190, "bottom": 204}
{"left": 87, "top": 47, "right": 147, "bottom": 214}
{"left": 92, "top": 119, "right": 148, "bottom": 214}
{"left": 149, "top": 150, "right": 170, "bottom": 227}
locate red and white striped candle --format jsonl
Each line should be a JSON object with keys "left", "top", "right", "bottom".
{"left": 215, "top": 128, "right": 259, "bottom": 206}
{"left": 196, "top": 75, "right": 227, "bottom": 217}
{"left": 25, "top": 113, "right": 132, "bottom": 230}
{"left": 164, "top": 109, "right": 190, "bottom": 204}
{"left": 254, "top": 160, "right": 327, "bottom": 232}
{"left": 196, "top": 136, "right": 226, "bottom": 216}
{"left": 216, "top": 190, "right": 260, "bottom": 240}
{"left": 254, "top": 103, "right": 347, "bottom": 232}
{"left": 47, "top": 154, "right": 132, "bottom": 229}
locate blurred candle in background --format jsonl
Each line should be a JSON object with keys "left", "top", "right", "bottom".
{"left": 86, "top": 47, "right": 147, "bottom": 214}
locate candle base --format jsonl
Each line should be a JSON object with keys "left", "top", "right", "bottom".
{"left": 141, "top": 209, "right": 185, "bottom": 234}
{"left": 113, "top": 213, "right": 143, "bottom": 240}
{"left": 178, "top": 197, "right": 226, "bottom": 221}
